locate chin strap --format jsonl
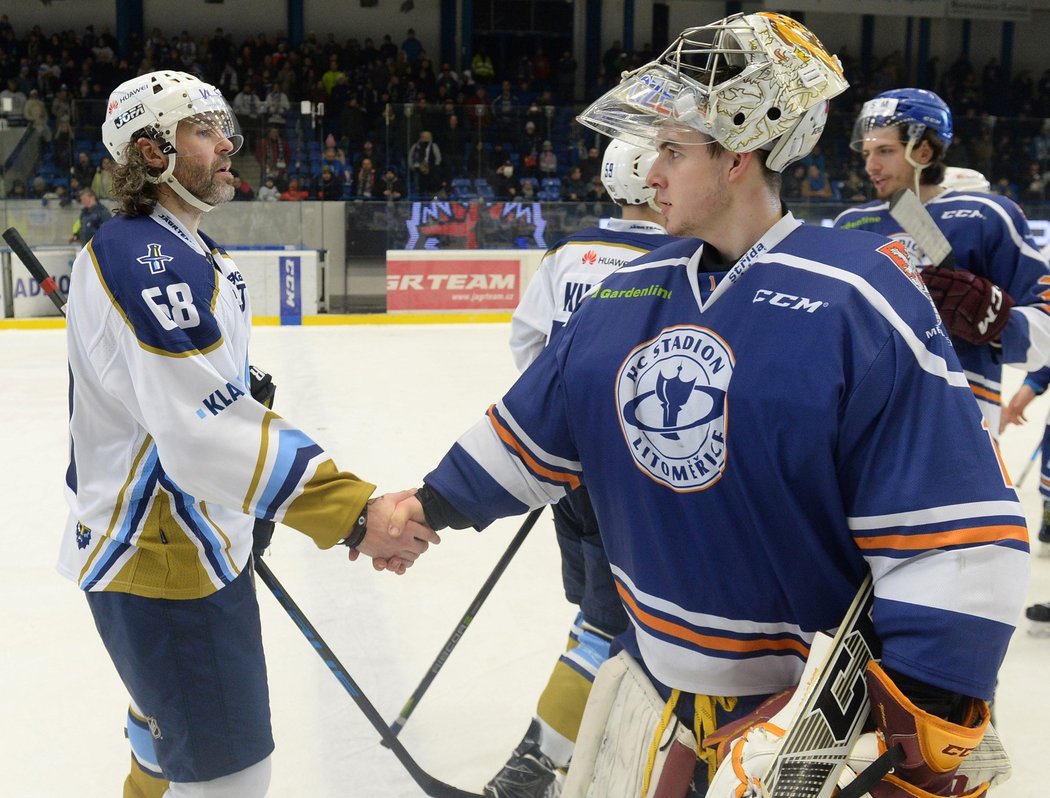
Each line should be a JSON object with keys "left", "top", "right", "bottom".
{"left": 903, "top": 139, "right": 930, "bottom": 197}
{"left": 147, "top": 149, "right": 217, "bottom": 213}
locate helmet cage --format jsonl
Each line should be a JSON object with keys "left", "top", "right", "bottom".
{"left": 576, "top": 12, "right": 847, "bottom": 172}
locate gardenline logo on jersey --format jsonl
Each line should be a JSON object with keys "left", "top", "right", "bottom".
{"left": 617, "top": 325, "right": 733, "bottom": 491}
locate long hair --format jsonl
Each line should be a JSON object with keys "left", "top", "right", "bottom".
{"left": 109, "top": 141, "right": 163, "bottom": 217}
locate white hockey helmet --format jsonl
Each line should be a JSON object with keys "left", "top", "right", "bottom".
{"left": 102, "top": 70, "right": 243, "bottom": 212}
{"left": 577, "top": 12, "right": 848, "bottom": 173}
{"left": 601, "top": 139, "right": 659, "bottom": 211}
{"left": 941, "top": 166, "right": 990, "bottom": 193}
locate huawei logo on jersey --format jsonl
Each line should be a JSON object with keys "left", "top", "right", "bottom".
{"left": 616, "top": 325, "right": 734, "bottom": 491}
{"left": 582, "top": 250, "right": 597, "bottom": 265}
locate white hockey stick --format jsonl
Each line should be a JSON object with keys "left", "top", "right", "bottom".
{"left": 761, "top": 574, "right": 877, "bottom": 798}
{"left": 888, "top": 188, "right": 954, "bottom": 269}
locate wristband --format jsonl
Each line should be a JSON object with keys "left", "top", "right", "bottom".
{"left": 342, "top": 501, "right": 370, "bottom": 549}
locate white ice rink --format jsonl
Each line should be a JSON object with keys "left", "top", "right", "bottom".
{"left": 2, "top": 323, "right": 1047, "bottom": 797}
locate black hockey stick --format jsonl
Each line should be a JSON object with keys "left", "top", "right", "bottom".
{"left": 387, "top": 506, "right": 544, "bottom": 739}
{"left": 3, "top": 227, "right": 67, "bottom": 314}
{"left": 888, "top": 188, "right": 955, "bottom": 269}
{"left": 254, "top": 558, "right": 484, "bottom": 798}
{"left": 4, "top": 224, "right": 483, "bottom": 798}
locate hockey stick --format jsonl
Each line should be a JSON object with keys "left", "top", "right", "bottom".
{"left": 4, "top": 224, "right": 484, "bottom": 798}
{"left": 1015, "top": 440, "right": 1042, "bottom": 488}
{"left": 254, "top": 558, "right": 485, "bottom": 798}
{"left": 387, "top": 506, "right": 545, "bottom": 739}
{"left": 888, "top": 188, "right": 954, "bottom": 269}
{"left": 3, "top": 227, "right": 67, "bottom": 314}
{"left": 762, "top": 573, "right": 878, "bottom": 798}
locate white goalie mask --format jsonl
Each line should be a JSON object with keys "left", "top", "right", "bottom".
{"left": 577, "top": 12, "right": 848, "bottom": 173}
{"left": 102, "top": 70, "right": 243, "bottom": 212}
{"left": 601, "top": 139, "right": 659, "bottom": 211}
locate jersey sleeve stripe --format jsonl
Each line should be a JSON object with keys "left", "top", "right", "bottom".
{"left": 257, "top": 429, "right": 325, "bottom": 519}
{"left": 776, "top": 253, "right": 970, "bottom": 389}
{"left": 487, "top": 405, "right": 581, "bottom": 490}
{"left": 853, "top": 523, "right": 1028, "bottom": 552}
{"left": 847, "top": 499, "right": 1024, "bottom": 529}
{"left": 160, "top": 474, "right": 237, "bottom": 583}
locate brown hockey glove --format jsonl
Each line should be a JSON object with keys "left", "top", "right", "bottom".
{"left": 920, "top": 267, "right": 1014, "bottom": 346}
{"left": 862, "top": 661, "right": 990, "bottom": 798}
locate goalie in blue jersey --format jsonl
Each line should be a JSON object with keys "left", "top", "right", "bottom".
{"left": 385, "top": 12, "right": 1028, "bottom": 798}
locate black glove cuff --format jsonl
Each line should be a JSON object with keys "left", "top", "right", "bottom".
{"left": 417, "top": 483, "right": 475, "bottom": 531}
{"left": 342, "top": 500, "right": 369, "bottom": 549}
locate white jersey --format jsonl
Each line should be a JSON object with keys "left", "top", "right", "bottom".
{"left": 510, "top": 217, "right": 676, "bottom": 370}
{"left": 59, "top": 206, "right": 374, "bottom": 598}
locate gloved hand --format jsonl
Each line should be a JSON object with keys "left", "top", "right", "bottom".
{"left": 920, "top": 267, "right": 1013, "bottom": 346}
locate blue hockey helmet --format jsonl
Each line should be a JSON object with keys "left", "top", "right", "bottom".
{"left": 850, "top": 88, "right": 953, "bottom": 152}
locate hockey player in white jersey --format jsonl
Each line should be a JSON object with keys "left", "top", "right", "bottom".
{"left": 384, "top": 13, "right": 1028, "bottom": 797}
{"left": 833, "top": 88, "right": 1050, "bottom": 435}
{"left": 486, "top": 140, "right": 678, "bottom": 798}
{"left": 61, "top": 71, "right": 437, "bottom": 798}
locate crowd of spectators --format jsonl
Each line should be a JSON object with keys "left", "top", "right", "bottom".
{"left": 2, "top": 13, "right": 1050, "bottom": 207}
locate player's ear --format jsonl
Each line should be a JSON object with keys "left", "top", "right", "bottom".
{"left": 914, "top": 139, "right": 934, "bottom": 166}
{"left": 136, "top": 136, "right": 168, "bottom": 170}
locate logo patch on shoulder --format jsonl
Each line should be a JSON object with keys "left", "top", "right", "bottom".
{"left": 617, "top": 325, "right": 733, "bottom": 491}
{"left": 137, "top": 243, "right": 173, "bottom": 275}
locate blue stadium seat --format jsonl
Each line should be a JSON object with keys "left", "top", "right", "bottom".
{"left": 451, "top": 178, "right": 477, "bottom": 200}
{"left": 474, "top": 178, "right": 494, "bottom": 200}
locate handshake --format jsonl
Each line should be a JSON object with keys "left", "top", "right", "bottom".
{"left": 343, "top": 489, "right": 437, "bottom": 575}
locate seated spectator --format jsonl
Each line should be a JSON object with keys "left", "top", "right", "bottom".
{"left": 577, "top": 145, "right": 602, "bottom": 182}
{"left": 72, "top": 151, "right": 96, "bottom": 189}
{"left": 262, "top": 82, "right": 291, "bottom": 127}
{"left": 69, "top": 189, "right": 112, "bottom": 245}
{"left": 538, "top": 140, "right": 558, "bottom": 177}
{"left": 257, "top": 175, "right": 281, "bottom": 201}
{"left": 381, "top": 167, "right": 406, "bottom": 202}
{"left": 839, "top": 169, "right": 871, "bottom": 202}
{"left": 585, "top": 172, "right": 608, "bottom": 203}
{"left": 316, "top": 166, "right": 343, "bottom": 200}
{"left": 561, "top": 165, "right": 587, "bottom": 201}
{"left": 492, "top": 161, "right": 521, "bottom": 200}
{"left": 0, "top": 78, "right": 27, "bottom": 124}
{"left": 232, "top": 85, "right": 263, "bottom": 147}
{"left": 52, "top": 119, "right": 75, "bottom": 171}
{"left": 232, "top": 170, "right": 255, "bottom": 201}
{"left": 781, "top": 164, "right": 805, "bottom": 199}
{"left": 800, "top": 164, "right": 833, "bottom": 200}
{"left": 280, "top": 178, "right": 310, "bottom": 201}
{"left": 355, "top": 158, "right": 378, "bottom": 200}
{"left": 23, "top": 89, "right": 51, "bottom": 139}
{"left": 91, "top": 156, "right": 116, "bottom": 201}
{"left": 520, "top": 178, "right": 537, "bottom": 201}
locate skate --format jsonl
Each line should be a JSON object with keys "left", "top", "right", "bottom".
{"left": 1039, "top": 500, "right": 1050, "bottom": 557}
{"left": 483, "top": 720, "right": 562, "bottom": 798}
{"left": 1026, "top": 601, "right": 1050, "bottom": 636}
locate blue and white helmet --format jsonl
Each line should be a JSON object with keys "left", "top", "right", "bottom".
{"left": 850, "top": 88, "right": 953, "bottom": 153}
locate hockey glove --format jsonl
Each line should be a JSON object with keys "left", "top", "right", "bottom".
{"left": 250, "top": 365, "right": 277, "bottom": 557}
{"left": 920, "top": 267, "right": 1014, "bottom": 346}
{"left": 844, "top": 661, "right": 992, "bottom": 798}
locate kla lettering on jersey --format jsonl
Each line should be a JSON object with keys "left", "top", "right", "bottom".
{"left": 196, "top": 381, "right": 245, "bottom": 418}
{"left": 562, "top": 281, "right": 594, "bottom": 313}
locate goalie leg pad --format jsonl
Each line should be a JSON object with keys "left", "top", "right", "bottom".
{"left": 561, "top": 651, "right": 697, "bottom": 798}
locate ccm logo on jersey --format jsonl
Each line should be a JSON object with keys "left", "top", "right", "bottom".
{"left": 941, "top": 209, "right": 986, "bottom": 220}
{"left": 752, "top": 289, "right": 826, "bottom": 312}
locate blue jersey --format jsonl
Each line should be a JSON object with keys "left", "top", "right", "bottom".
{"left": 834, "top": 189, "right": 1050, "bottom": 431}
{"left": 426, "top": 214, "right": 1028, "bottom": 700}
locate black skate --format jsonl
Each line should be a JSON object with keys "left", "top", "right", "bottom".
{"left": 1026, "top": 601, "right": 1050, "bottom": 636}
{"left": 484, "top": 720, "right": 561, "bottom": 798}
{"left": 1039, "top": 500, "right": 1050, "bottom": 557}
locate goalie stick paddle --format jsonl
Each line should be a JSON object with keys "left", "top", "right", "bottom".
{"left": 762, "top": 573, "right": 878, "bottom": 798}
{"left": 388, "top": 506, "right": 545, "bottom": 740}
{"left": 4, "top": 225, "right": 483, "bottom": 798}
{"left": 3, "top": 226, "right": 67, "bottom": 314}
{"left": 255, "top": 557, "right": 485, "bottom": 798}
{"left": 888, "top": 188, "right": 955, "bottom": 270}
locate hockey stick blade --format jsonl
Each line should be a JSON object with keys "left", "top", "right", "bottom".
{"left": 388, "top": 506, "right": 544, "bottom": 739}
{"left": 255, "top": 558, "right": 484, "bottom": 798}
{"left": 762, "top": 574, "right": 878, "bottom": 798}
{"left": 3, "top": 226, "right": 68, "bottom": 314}
{"left": 888, "top": 189, "right": 955, "bottom": 270}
